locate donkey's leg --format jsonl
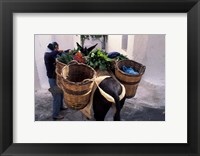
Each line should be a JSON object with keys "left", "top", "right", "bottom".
{"left": 93, "top": 89, "right": 112, "bottom": 121}
{"left": 113, "top": 97, "right": 126, "bottom": 121}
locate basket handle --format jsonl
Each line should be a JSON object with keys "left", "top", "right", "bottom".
{"left": 139, "top": 66, "right": 146, "bottom": 75}
{"left": 61, "top": 65, "right": 69, "bottom": 79}
{"left": 111, "top": 60, "right": 117, "bottom": 70}
{"left": 68, "top": 60, "right": 86, "bottom": 66}
{"left": 82, "top": 78, "right": 92, "bottom": 83}
{"left": 82, "top": 73, "right": 96, "bottom": 83}
{"left": 68, "top": 60, "right": 79, "bottom": 65}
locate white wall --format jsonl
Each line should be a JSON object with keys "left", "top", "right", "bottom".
{"left": 133, "top": 35, "right": 165, "bottom": 86}
{"left": 132, "top": 35, "right": 165, "bottom": 106}
{"left": 34, "top": 35, "right": 53, "bottom": 89}
{"left": 34, "top": 35, "right": 75, "bottom": 90}
{"left": 53, "top": 35, "right": 74, "bottom": 50}
{"left": 73, "top": 35, "right": 81, "bottom": 48}
{"left": 106, "top": 35, "right": 126, "bottom": 54}
{"left": 106, "top": 35, "right": 134, "bottom": 59}
{"left": 127, "top": 35, "right": 135, "bottom": 59}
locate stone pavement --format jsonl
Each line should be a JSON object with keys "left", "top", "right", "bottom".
{"left": 35, "top": 86, "right": 165, "bottom": 121}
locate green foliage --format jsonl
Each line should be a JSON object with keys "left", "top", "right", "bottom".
{"left": 115, "top": 54, "right": 128, "bottom": 61}
{"left": 56, "top": 46, "right": 128, "bottom": 71}
{"left": 57, "top": 51, "right": 74, "bottom": 64}
{"left": 86, "top": 49, "right": 113, "bottom": 70}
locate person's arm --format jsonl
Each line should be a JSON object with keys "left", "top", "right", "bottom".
{"left": 46, "top": 50, "right": 60, "bottom": 58}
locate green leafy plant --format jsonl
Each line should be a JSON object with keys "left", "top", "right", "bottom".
{"left": 115, "top": 54, "right": 128, "bottom": 61}
{"left": 57, "top": 48, "right": 87, "bottom": 64}
{"left": 57, "top": 51, "right": 74, "bottom": 64}
{"left": 86, "top": 49, "right": 113, "bottom": 70}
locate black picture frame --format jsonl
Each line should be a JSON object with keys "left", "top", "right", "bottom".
{"left": 0, "top": 0, "right": 199, "bottom": 156}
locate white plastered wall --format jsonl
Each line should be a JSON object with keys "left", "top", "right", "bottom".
{"left": 34, "top": 35, "right": 52, "bottom": 89}
{"left": 132, "top": 35, "right": 165, "bottom": 106}
{"left": 106, "top": 35, "right": 135, "bottom": 59}
{"left": 34, "top": 35, "right": 78, "bottom": 90}
{"left": 133, "top": 35, "right": 165, "bottom": 86}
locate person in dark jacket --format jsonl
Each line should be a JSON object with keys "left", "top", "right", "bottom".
{"left": 44, "top": 42, "right": 67, "bottom": 120}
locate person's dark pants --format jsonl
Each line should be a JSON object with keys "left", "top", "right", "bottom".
{"left": 48, "top": 78, "right": 64, "bottom": 118}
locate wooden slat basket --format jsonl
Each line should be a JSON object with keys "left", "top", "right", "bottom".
{"left": 62, "top": 61, "right": 96, "bottom": 110}
{"left": 55, "top": 59, "right": 66, "bottom": 89}
{"left": 115, "top": 60, "right": 146, "bottom": 98}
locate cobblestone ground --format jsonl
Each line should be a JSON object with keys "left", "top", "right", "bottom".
{"left": 35, "top": 88, "right": 165, "bottom": 121}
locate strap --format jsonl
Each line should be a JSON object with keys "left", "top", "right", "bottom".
{"left": 94, "top": 76, "right": 126, "bottom": 103}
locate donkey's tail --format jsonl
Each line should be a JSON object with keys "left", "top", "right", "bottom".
{"left": 113, "top": 93, "right": 121, "bottom": 121}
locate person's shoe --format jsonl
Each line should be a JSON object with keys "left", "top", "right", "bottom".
{"left": 60, "top": 107, "right": 68, "bottom": 111}
{"left": 53, "top": 115, "right": 64, "bottom": 120}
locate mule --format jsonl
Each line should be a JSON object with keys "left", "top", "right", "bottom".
{"left": 93, "top": 77, "right": 126, "bottom": 121}
{"left": 77, "top": 43, "right": 126, "bottom": 121}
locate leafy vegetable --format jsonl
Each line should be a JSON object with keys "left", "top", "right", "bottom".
{"left": 86, "top": 49, "right": 113, "bottom": 70}
{"left": 56, "top": 46, "right": 128, "bottom": 71}
{"left": 114, "top": 54, "right": 128, "bottom": 61}
{"left": 57, "top": 51, "right": 74, "bottom": 64}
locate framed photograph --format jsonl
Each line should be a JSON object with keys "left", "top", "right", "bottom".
{"left": 0, "top": 0, "right": 199, "bottom": 155}
{"left": 34, "top": 34, "right": 165, "bottom": 122}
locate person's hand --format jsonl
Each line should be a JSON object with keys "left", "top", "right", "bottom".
{"left": 58, "top": 50, "right": 64, "bottom": 53}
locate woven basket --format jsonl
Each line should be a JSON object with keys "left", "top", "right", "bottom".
{"left": 56, "top": 59, "right": 66, "bottom": 75}
{"left": 55, "top": 59, "right": 67, "bottom": 89}
{"left": 115, "top": 60, "right": 146, "bottom": 98}
{"left": 62, "top": 61, "right": 96, "bottom": 110}
{"left": 55, "top": 69, "right": 63, "bottom": 89}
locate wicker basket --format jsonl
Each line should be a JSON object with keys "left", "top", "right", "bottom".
{"left": 56, "top": 59, "right": 66, "bottom": 74}
{"left": 62, "top": 61, "right": 96, "bottom": 110}
{"left": 55, "top": 69, "right": 63, "bottom": 89}
{"left": 55, "top": 59, "right": 67, "bottom": 89}
{"left": 115, "top": 60, "right": 146, "bottom": 98}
